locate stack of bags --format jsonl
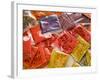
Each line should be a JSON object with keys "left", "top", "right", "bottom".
{"left": 23, "top": 11, "right": 91, "bottom": 69}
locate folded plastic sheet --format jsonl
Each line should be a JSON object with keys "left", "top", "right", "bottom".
{"left": 71, "top": 35, "right": 90, "bottom": 62}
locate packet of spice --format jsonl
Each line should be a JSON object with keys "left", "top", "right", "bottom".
{"left": 31, "top": 46, "right": 49, "bottom": 68}
{"left": 80, "top": 50, "right": 91, "bottom": 66}
{"left": 23, "top": 36, "right": 36, "bottom": 69}
{"left": 23, "top": 36, "right": 32, "bottom": 54}
{"left": 40, "top": 15, "right": 62, "bottom": 33}
{"left": 48, "top": 49, "right": 68, "bottom": 68}
{"left": 30, "top": 25, "right": 48, "bottom": 44}
{"left": 71, "top": 35, "right": 90, "bottom": 62}
{"left": 69, "top": 13, "right": 91, "bottom": 24}
{"left": 72, "top": 25, "right": 91, "bottom": 43}
{"left": 35, "top": 34, "right": 57, "bottom": 53}
{"left": 55, "top": 31, "right": 78, "bottom": 54}
{"left": 58, "top": 13, "right": 76, "bottom": 30}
